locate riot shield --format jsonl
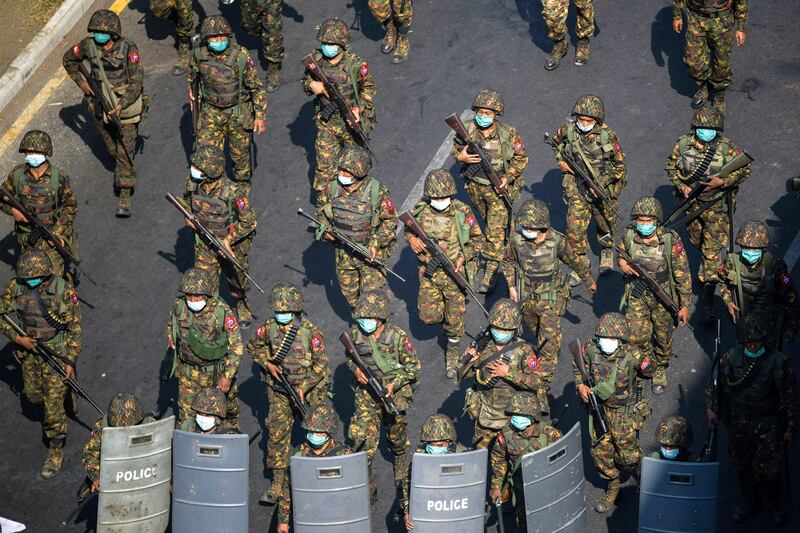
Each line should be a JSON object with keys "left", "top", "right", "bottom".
{"left": 638, "top": 456, "right": 719, "bottom": 533}
{"left": 172, "top": 430, "right": 249, "bottom": 533}
{"left": 521, "top": 422, "right": 587, "bottom": 533}
{"left": 290, "top": 450, "right": 371, "bottom": 532}
{"left": 97, "top": 416, "right": 174, "bottom": 533}
{"left": 408, "top": 448, "right": 488, "bottom": 532}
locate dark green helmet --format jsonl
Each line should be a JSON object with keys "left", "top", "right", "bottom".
{"left": 655, "top": 415, "right": 693, "bottom": 448}
{"left": 192, "top": 387, "right": 227, "bottom": 418}
{"left": 317, "top": 18, "right": 350, "bottom": 47}
{"left": 268, "top": 282, "right": 303, "bottom": 312}
{"left": 302, "top": 404, "right": 337, "bottom": 434}
{"left": 472, "top": 89, "right": 504, "bottom": 116}
{"left": 179, "top": 268, "right": 213, "bottom": 297}
{"left": 190, "top": 145, "right": 225, "bottom": 180}
{"left": 735, "top": 220, "right": 770, "bottom": 248}
{"left": 595, "top": 312, "right": 629, "bottom": 341}
{"left": 200, "top": 15, "right": 232, "bottom": 39}
{"left": 630, "top": 196, "right": 663, "bottom": 223}
{"left": 88, "top": 9, "right": 121, "bottom": 36}
{"left": 505, "top": 393, "right": 541, "bottom": 419}
{"left": 572, "top": 94, "right": 605, "bottom": 122}
{"left": 423, "top": 169, "right": 456, "bottom": 197}
{"left": 353, "top": 291, "right": 389, "bottom": 320}
{"left": 16, "top": 250, "right": 52, "bottom": 279}
{"left": 691, "top": 107, "right": 724, "bottom": 132}
{"left": 518, "top": 199, "right": 550, "bottom": 229}
{"left": 19, "top": 130, "right": 53, "bottom": 156}
{"left": 420, "top": 414, "right": 457, "bottom": 442}
{"left": 488, "top": 298, "right": 521, "bottom": 330}
{"left": 736, "top": 312, "right": 770, "bottom": 343}
{"left": 107, "top": 393, "right": 144, "bottom": 428}
{"left": 338, "top": 146, "right": 371, "bottom": 178}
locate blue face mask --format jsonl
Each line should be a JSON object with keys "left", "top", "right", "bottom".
{"left": 740, "top": 249, "right": 762, "bottom": 265}
{"left": 320, "top": 43, "right": 340, "bottom": 58}
{"left": 25, "top": 154, "right": 47, "bottom": 168}
{"left": 636, "top": 222, "right": 657, "bottom": 237}
{"left": 744, "top": 346, "right": 766, "bottom": 358}
{"left": 521, "top": 229, "right": 540, "bottom": 240}
{"left": 576, "top": 120, "right": 595, "bottom": 133}
{"left": 208, "top": 39, "right": 229, "bottom": 53}
{"left": 25, "top": 278, "right": 43, "bottom": 288}
{"left": 425, "top": 444, "right": 448, "bottom": 455}
{"left": 660, "top": 447, "right": 680, "bottom": 460}
{"left": 357, "top": 318, "right": 378, "bottom": 334}
{"left": 306, "top": 432, "right": 328, "bottom": 447}
{"left": 93, "top": 32, "right": 111, "bottom": 45}
{"left": 491, "top": 328, "right": 514, "bottom": 345}
{"left": 510, "top": 415, "right": 532, "bottom": 431}
{"left": 474, "top": 114, "right": 494, "bottom": 129}
{"left": 695, "top": 128, "right": 717, "bottom": 142}
{"left": 275, "top": 312, "right": 293, "bottom": 325}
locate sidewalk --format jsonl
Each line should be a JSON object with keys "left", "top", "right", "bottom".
{"left": 0, "top": 0, "right": 66, "bottom": 75}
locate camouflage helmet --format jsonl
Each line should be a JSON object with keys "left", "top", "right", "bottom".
{"left": 353, "top": 291, "right": 390, "bottom": 320}
{"left": 472, "top": 89, "right": 504, "bottom": 116}
{"left": 630, "top": 196, "right": 664, "bottom": 223}
{"left": 735, "top": 220, "right": 770, "bottom": 248}
{"left": 691, "top": 107, "right": 724, "bottom": 132}
{"left": 504, "top": 393, "right": 541, "bottom": 419}
{"left": 268, "top": 282, "right": 304, "bottom": 312}
{"left": 191, "top": 387, "right": 227, "bottom": 418}
{"left": 423, "top": 169, "right": 456, "bottom": 197}
{"left": 179, "top": 268, "right": 213, "bottom": 297}
{"left": 338, "top": 146, "right": 372, "bottom": 178}
{"left": 200, "top": 15, "right": 232, "bottom": 39}
{"left": 301, "top": 404, "right": 337, "bottom": 434}
{"left": 488, "top": 298, "right": 522, "bottom": 330}
{"left": 88, "top": 9, "right": 121, "bottom": 36}
{"left": 518, "top": 199, "right": 550, "bottom": 229}
{"left": 595, "top": 312, "right": 629, "bottom": 341}
{"left": 107, "top": 393, "right": 144, "bottom": 428}
{"left": 571, "top": 94, "right": 605, "bottom": 122}
{"left": 19, "top": 130, "right": 53, "bottom": 157}
{"left": 655, "top": 415, "right": 693, "bottom": 448}
{"left": 317, "top": 18, "right": 350, "bottom": 47}
{"left": 16, "top": 250, "right": 53, "bottom": 279}
{"left": 736, "top": 312, "right": 770, "bottom": 343}
{"left": 420, "top": 414, "right": 457, "bottom": 442}
{"left": 190, "top": 145, "right": 225, "bottom": 180}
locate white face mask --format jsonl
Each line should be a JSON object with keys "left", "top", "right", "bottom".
{"left": 196, "top": 414, "right": 216, "bottom": 431}
{"left": 430, "top": 198, "right": 451, "bottom": 211}
{"left": 521, "top": 229, "right": 540, "bottom": 240}
{"left": 598, "top": 337, "right": 619, "bottom": 355}
{"left": 186, "top": 298, "right": 207, "bottom": 312}
{"left": 190, "top": 166, "right": 204, "bottom": 182}
{"left": 338, "top": 173, "right": 355, "bottom": 186}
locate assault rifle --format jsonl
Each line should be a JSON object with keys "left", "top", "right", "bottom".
{"left": 0, "top": 185, "right": 96, "bottom": 285}
{"left": 190, "top": 74, "right": 201, "bottom": 144}
{"left": 301, "top": 54, "right": 378, "bottom": 164}
{"left": 166, "top": 193, "right": 264, "bottom": 293}
{"left": 455, "top": 325, "right": 493, "bottom": 380}
{"left": 278, "top": 372, "right": 308, "bottom": 419}
{"left": 569, "top": 339, "right": 609, "bottom": 437}
{"left": 297, "top": 208, "right": 405, "bottom": 282}
{"left": 340, "top": 331, "right": 398, "bottom": 415}
{"left": 399, "top": 210, "right": 488, "bottom": 317}
{"left": 701, "top": 320, "right": 721, "bottom": 462}
{"left": 725, "top": 191, "right": 740, "bottom": 322}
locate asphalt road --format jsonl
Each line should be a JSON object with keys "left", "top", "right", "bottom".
{"left": 0, "top": 0, "right": 799, "bottom": 532}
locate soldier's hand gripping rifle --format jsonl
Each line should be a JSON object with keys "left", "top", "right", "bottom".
{"left": 399, "top": 210, "right": 489, "bottom": 317}
{"left": 166, "top": 193, "right": 264, "bottom": 293}
{"left": 455, "top": 324, "right": 493, "bottom": 380}
{"left": 301, "top": 54, "right": 378, "bottom": 164}
{"left": 2, "top": 313, "right": 104, "bottom": 415}
{"left": 0, "top": 185, "right": 96, "bottom": 285}
{"left": 701, "top": 320, "right": 721, "bottom": 462}
{"left": 340, "top": 331, "right": 398, "bottom": 415}
{"left": 569, "top": 339, "right": 609, "bottom": 437}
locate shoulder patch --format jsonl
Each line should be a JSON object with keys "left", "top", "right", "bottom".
{"left": 527, "top": 355, "right": 539, "bottom": 370}
{"left": 673, "top": 242, "right": 684, "bottom": 256}
{"left": 716, "top": 263, "right": 727, "bottom": 276}
{"left": 72, "top": 43, "right": 81, "bottom": 57}
{"left": 70, "top": 291, "right": 79, "bottom": 305}
{"left": 466, "top": 214, "right": 477, "bottom": 227}
{"left": 614, "top": 142, "right": 621, "bottom": 154}
{"left": 225, "top": 315, "right": 238, "bottom": 331}
{"left": 384, "top": 197, "right": 395, "bottom": 214}
{"left": 312, "top": 336, "right": 323, "bottom": 349}
{"left": 236, "top": 197, "right": 247, "bottom": 210}
{"left": 514, "top": 140, "right": 524, "bottom": 151}
{"left": 405, "top": 339, "right": 413, "bottom": 352}
{"left": 640, "top": 357, "right": 651, "bottom": 371}
{"left": 781, "top": 274, "right": 792, "bottom": 287}
{"left": 247, "top": 56, "right": 255, "bottom": 68}
{"left": 129, "top": 51, "right": 140, "bottom": 64}
{"left": 256, "top": 325, "right": 265, "bottom": 337}
{"left": 359, "top": 63, "right": 369, "bottom": 78}
{"left": 496, "top": 432, "right": 505, "bottom": 446}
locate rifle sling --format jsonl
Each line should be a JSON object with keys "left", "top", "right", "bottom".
{"left": 477, "top": 341, "right": 522, "bottom": 372}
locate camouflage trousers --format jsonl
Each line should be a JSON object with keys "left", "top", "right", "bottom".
{"left": 727, "top": 417, "right": 783, "bottom": 500}
{"left": 336, "top": 247, "right": 387, "bottom": 310}
{"left": 265, "top": 382, "right": 327, "bottom": 469}
{"left": 520, "top": 295, "right": 566, "bottom": 387}
{"left": 18, "top": 348, "right": 68, "bottom": 442}
{"left": 541, "top": 0, "right": 594, "bottom": 42}
{"left": 241, "top": 0, "right": 284, "bottom": 64}
{"left": 313, "top": 115, "right": 359, "bottom": 196}
{"left": 149, "top": 0, "right": 195, "bottom": 40}
{"left": 563, "top": 174, "right": 617, "bottom": 255}
{"left": 625, "top": 293, "right": 675, "bottom": 370}
{"left": 93, "top": 110, "right": 138, "bottom": 190}
{"left": 197, "top": 105, "right": 255, "bottom": 184}
{"left": 473, "top": 421, "right": 504, "bottom": 450}
{"left": 176, "top": 360, "right": 240, "bottom": 428}
{"left": 466, "top": 181, "right": 510, "bottom": 263}
{"left": 368, "top": 0, "right": 413, "bottom": 31}
{"left": 418, "top": 267, "right": 466, "bottom": 338}
{"left": 590, "top": 406, "right": 641, "bottom": 481}
{"left": 684, "top": 9, "right": 734, "bottom": 91}
{"left": 194, "top": 236, "right": 253, "bottom": 298}
{"left": 680, "top": 194, "right": 731, "bottom": 284}
{"left": 348, "top": 385, "right": 409, "bottom": 480}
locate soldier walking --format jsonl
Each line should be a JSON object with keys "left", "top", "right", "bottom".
{"left": 148, "top": 0, "right": 195, "bottom": 76}
{"left": 367, "top": 0, "right": 413, "bottom": 63}
{"left": 240, "top": 0, "right": 285, "bottom": 91}
{"left": 540, "top": 0, "right": 595, "bottom": 70}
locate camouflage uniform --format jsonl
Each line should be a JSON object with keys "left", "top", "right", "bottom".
{"left": 0, "top": 250, "right": 81, "bottom": 478}
{"left": 490, "top": 394, "right": 562, "bottom": 531}
{"left": 165, "top": 269, "right": 243, "bottom": 428}
{"left": 347, "top": 292, "right": 420, "bottom": 494}
{"left": 63, "top": 10, "right": 144, "bottom": 213}
{"left": 302, "top": 19, "right": 376, "bottom": 197}
{"left": 452, "top": 90, "right": 528, "bottom": 292}
{"left": 551, "top": 95, "right": 627, "bottom": 271}
{"left": 240, "top": 0, "right": 283, "bottom": 90}
{"left": 189, "top": 16, "right": 268, "bottom": 197}
{"left": 620, "top": 197, "right": 692, "bottom": 394}
{"left": 368, "top": 0, "right": 413, "bottom": 62}
{"left": 247, "top": 282, "right": 330, "bottom": 504}
{"left": 148, "top": 0, "right": 195, "bottom": 74}
{"left": 572, "top": 312, "right": 653, "bottom": 513}
{"left": 316, "top": 147, "right": 397, "bottom": 309}
{"left": 176, "top": 386, "right": 237, "bottom": 433}
{"left": 2, "top": 131, "right": 78, "bottom": 277}
{"left": 650, "top": 415, "right": 697, "bottom": 461}
{"left": 540, "top": 0, "right": 595, "bottom": 69}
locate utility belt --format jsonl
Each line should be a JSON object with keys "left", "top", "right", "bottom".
{"left": 180, "top": 356, "right": 226, "bottom": 376}
{"left": 688, "top": 7, "right": 732, "bottom": 18}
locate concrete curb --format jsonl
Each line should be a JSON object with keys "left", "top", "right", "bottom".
{"left": 0, "top": 0, "right": 97, "bottom": 114}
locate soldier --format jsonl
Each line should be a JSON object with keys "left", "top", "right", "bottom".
{"left": 452, "top": 89, "right": 528, "bottom": 293}
{"left": 347, "top": 291, "right": 420, "bottom": 501}
{"left": 550, "top": 95, "right": 627, "bottom": 275}
{"left": 665, "top": 107, "right": 750, "bottom": 319}
{"left": 404, "top": 169, "right": 483, "bottom": 375}
{"left": 504, "top": 199, "right": 596, "bottom": 413}
{"left": 240, "top": 0, "right": 284, "bottom": 91}
{"left": 0, "top": 250, "right": 81, "bottom": 478}
{"left": 62, "top": 9, "right": 144, "bottom": 217}
{"left": 540, "top": 0, "right": 595, "bottom": 70}
{"left": 718, "top": 220, "right": 799, "bottom": 347}
{"left": 673, "top": 0, "right": 748, "bottom": 111}
{"left": 276, "top": 405, "right": 352, "bottom": 533}
{"left": 183, "top": 145, "right": 257, "bottom": 328}
{"left": 368, "top": 0, "right": 413, "bottom": 63}
{"left": 401, "top": 414, "right": 470, "bottom": 531}
{"left": 316, "top": 146, "right": 397, "bottom": 310}
{"left": 707, "top": 313, "right": 796, "bottom": 523}
{"left": 461, "top": 299, "right": 545, "bottom": 449}
{"left": 247, "top": 282, "right": 330, "bottom": 505}
{"left": 148, "top": 0, "right": 195, "bottom": 76}
{"left": 165, "top": 268, "right": 242, "bottom": 429}
{"left": 188, "top": 15, "right": 267, "bottom": 199}
{"left": 651, "top": 415, "right": 696, "bottom": 461}
{"left": 302, "top": 19, "right": 376, "bottom": 200}
{"left": 573, "top": 312, "right": 653, "bottom": 513}
{"left": 619, "top": 197, "right": 691, "bottom": 395}
{"left": 489, "top": 394, "right": 562, "bottom": 531}
{"left": 177, "top": 386, "right": 236, "bottom": 434}
{"left": 1, "top": 130, "right": 78, "bottom": 278}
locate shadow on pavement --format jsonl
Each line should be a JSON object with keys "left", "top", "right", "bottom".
{"left": 59, "top": 104, "right": 114, "bottom": 172}
{"left": 650, "top": 7, "right": 695, "bottom": 98}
